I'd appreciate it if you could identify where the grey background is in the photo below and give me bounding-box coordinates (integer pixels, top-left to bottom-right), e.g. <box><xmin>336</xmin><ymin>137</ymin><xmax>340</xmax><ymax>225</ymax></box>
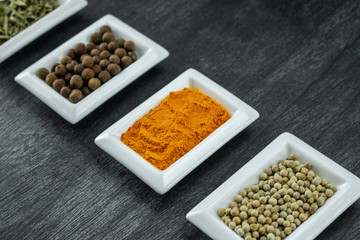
<box><xmin>1</xmin><ymin>0</ymin><xmax>359</xmax><ymax>239</ymax></box>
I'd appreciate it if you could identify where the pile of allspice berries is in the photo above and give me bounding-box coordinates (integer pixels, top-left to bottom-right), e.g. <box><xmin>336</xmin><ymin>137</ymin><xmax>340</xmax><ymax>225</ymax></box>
<box><xmin>218</xmin><ymin>154</ymin><xmax>336</xmax><ymax>240</ymax></box>
<box><xmin>36</xmin><ymin>25</ymin><xmax>137</xmax><ymax>103</ymax></box>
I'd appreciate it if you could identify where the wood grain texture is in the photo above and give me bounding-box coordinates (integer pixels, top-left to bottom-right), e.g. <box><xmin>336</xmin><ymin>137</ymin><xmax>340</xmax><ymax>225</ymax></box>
<box><xmin>0</xmin><ymin>0</ymin><xmax>359</xmax><ymax>239</ymax></box>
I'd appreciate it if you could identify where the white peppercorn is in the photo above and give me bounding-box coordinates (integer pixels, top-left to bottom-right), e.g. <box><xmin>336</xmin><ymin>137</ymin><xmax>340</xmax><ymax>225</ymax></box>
<box><xmin>280</xmin><ymin>169</ymin><xmax>288</xmax><ymax>177</ymax></box>
<box><xmin>286</xmin><ymin>215</ymin><xmax>294</xmax><ymax>223</ymax></box>
<box><xmin>243</xmin><ymin>223</ymin><xmax>250</xmax><ymax>232</ymax></box>
<box><xmin>282</xmin><ymin>220</ymin><xmax>290</xmax><ymax>228</ymax></box>
<box><xmin>240</xmin><ymin>211</ymin><xmax>248</xmax><ymax>220</ymax></box>
<box><xmin>312</xmin><ymin>177</ymin><xmax>322</xmax><ymax>186</ymax></box>
<box><xmin>236</xmin><ymin>227</ymin><xmax>245</xmax><ymax>236</ymax></box>
<box><xmin>294</xmin><ymin>218</ymin><xmax>301</xmax><ymax>226</ymax></box>
<box><xmin>229</xmin><ymin>202</ymin><xmax>237</xmax><ymax>208</ymax></box>
<box><xmin>267</xmin><ymin>233</ymin><xmax>275</xmax><ymax>240</ymax></box>
<box><xmin>225</xmin><ymin>218</ymin><xmax>231</xmax><ymax>225</ymax></box>
<box><xmin>267</xmin><ymin>225</ymin><xmax>275</xmax><ymax>233</ymax></box>
<box><xmin>248</xmin><ymin>192</ymin><xmax>255</xmax><ymax>199</ymax></box>
<box><xmin>325</xmin><ymin>189</ymin><xmax>333</xmax><ymax>197</ymax></box>
<box><xmin>317</xmin><ymin>197</ymin><xmax>325</xmax><ymax>207</ymax></box>
<box><xmin>274</xmin><ymin>183</ymin><xmax>282</xmax><ymax>190</ymax></box>
<box><xmin>258</xmin><ymin>215</ymin><xmax>266</xmax><ymax>224</ymax></box>
<box><xmin>253</xmin><ymin>231</ymin><xmax>260</xmax><ymax>239</ymax></box>
<box><xmin>233</xmin><ymin>216</ymin><xmax>241</xmax><ymax>224</ymax></box>
<box><xmin>240</xmin><ymin>205</ymin><xmax>248</xmax><ymax>212</ymax></box>
<box><xmin>231</xmin><ymin>207</ymin><xmax>239</xmax><ymax>216</ymax></box>
<box><xmin>264</xmin><ymin>168</ymin><xmax>272</xmax><ymax>176</ymax></box>
<box><xmin>244</xmin><ymin>235</ymin><xmax>252</xmax><ymax>240</ymax></box>
<box><xmin>299</xmin><ymin>213</ymin><xmax>308</xmax><ymax>222</ymax></box>
<box><xmin>218</xmin><ymin>208</ymin><xmax>225</xmax><ymax>217</ymax></box>
<box><xmin>228</xmin><ymin>221</ymin><xmax>236</xmax><ymax>229</ymax></box>
<box><xmin>260</xmin><ymin>172</ymin><xmax>268</xmax><ymax>180</ymax></box>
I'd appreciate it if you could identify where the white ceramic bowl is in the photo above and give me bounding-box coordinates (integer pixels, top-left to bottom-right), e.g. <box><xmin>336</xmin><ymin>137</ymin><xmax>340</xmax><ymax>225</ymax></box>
<box><xmin>186</xmin><ymin>132</ymin><xmax>360</xmax><ymax>240</ymax></box>
<box><xmin>15</xmin><ymin>14</ymin><xmax>169</xmax><ymax>124</ymax></box>
<box><xmin>0</xmin><ymin>0</ymin><xmax>88</xmax><ymax>63</ymax></box>
<box><xmin>95</xmin><ymin>69</ymin><xmax>259</xmax><ymax>194</ymax></box>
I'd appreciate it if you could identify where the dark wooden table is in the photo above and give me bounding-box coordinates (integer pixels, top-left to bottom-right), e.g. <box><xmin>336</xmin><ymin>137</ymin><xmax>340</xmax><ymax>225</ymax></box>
<box><xmin>1</xmin><ymin>0</ymin><xmax>359</xmax><ymax>239</ymax></box>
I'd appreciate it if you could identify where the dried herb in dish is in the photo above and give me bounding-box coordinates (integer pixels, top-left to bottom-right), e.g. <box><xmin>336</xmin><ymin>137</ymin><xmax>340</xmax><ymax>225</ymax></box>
<box><xmin>0</xmin><ymin>0</ymin><xmax>59</xmax><ymax>45</ymax></box>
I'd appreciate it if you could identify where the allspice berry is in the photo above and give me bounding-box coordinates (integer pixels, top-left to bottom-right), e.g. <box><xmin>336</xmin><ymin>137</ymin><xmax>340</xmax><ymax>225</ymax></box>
<box><xmin>66</xmin><ymin>60</ymin><xmax>77</xmax><ymax>72</ymax></box>
<box><xmin>102</xmin><ymin>32</ymin><xmax>115</xmax><ymax>43</ymax></box>
<box><xmin>69</xmin><ymin>89</ymin><xmax>83</xmax><ymax>103</ymax></box>
<box><xmin>107</xmin><ymin>41</ymin><xmax>119</xmax><ymax>52</ymax></box>
<box><xmin>82</xmin><ymin>55</ymin><xmax>94</xmax><ymax>68</ymax></box>
<box><xmin>75</xmin><ymin>43</ymin><xmax>87</xmax><ymax>55</ymax></box>
<box><xmin>124</xmin><ymin>40</ymin><xmax>135</xmax><ymax>51</ymax></box>
<box><xmin>92</xmin><ymin>64</ymin><xmax>102</xmax><ymax>75</ymax></box>
<box><xmin>121</xmin><ymin>56</ymin><xmax>132</xmax><ymax>68</ymax></box>
<box><xmin>109</xmin><ymin>55</ymin><xmax>120</xmax><ymax>65</ymax></box>
<box><xmin>93</xmin><ymin>56</ymin><xmax>101</xmax><ymax>64</ymax></box>
<box><xmin>90</xmin><ymin>48</ymin><xmax>100</xmax><ymax>56</ymax></box>
<box><xmin>81</xmin><ymin>86</ymin><xmax>91</xmax><ymax>96</ymax></box>
<box><xmin>60</xmin><ymin>56</ymin><xmax>72</xmax><ymax>65</ymax></box>
<box><xmin>80</xmin><ymin>54</ymin><xmax>91</xmax><ymax>62</ymax></box>
<box><xmin>99</xmin><ymin>59</ymin><xmax>110</xmax><ymax>69</ymax></box>
<box><xmin>116</xmin><ymin>38</ymin><xmax>125</xmax><ymax>48</ymax></box>
<box><xmin>88</xmin><ymin>78</ymin><xmax>101</xmax><ymax>91</ymax></box>
<box><xmin>100</xmin><ymin>50</ymin><xmax>111</xmax><ymax>59</ymax></box>
<box><xmin>67</xmin><ymin>49</ymin><xmax>76</xmax><ymax>59</ymax></box>
<box><xmin>55</xmin><ymin>64</ymin><xmax>67</xmax><ymax>77</ymax></box>
<box><xmin>37</xmin><ymin>68</ymin><xmax>49</xmax><ymax>80</ymax></box>
<box><xmin>74</xmin><ymin>64</ymin><xmax>84</xmax><ymax>74</ymax></box>
<box><xmin>81</xmin><ymin>68</ymin><xmax>95</xmax><ymax>81</ymax></box>
<box><xmin>70</xmin><ymin>75</ymin><xmax>83</xmax><ymax>89</ymax></box>
<box><xmin>64</xmin><ymin>73</ymin><xmax>72</xmax><ymax>82</ymax></box>
<box><xmin>100</xmin><ymin>25</ymin><xmax>112</xmax><ymax>34</ymax></box>
<box><xmin>37</xmin><ymin>27</ymin><xmax>138</xmax><ymax>103</ymax></box>
<box><xmin>98</xmin><ymin>70</ymin><xmax>111</xmax><ymax>83</ymax></box>
<box><xmin>90</xmin><ymin>32</ymin><xmax>102</xmax><ymax>44</ymax></box>
<box><xmin>45</xmin><ymin>72</ymin><xmax>57</xmax><ymax>86</ymax></box>
<box><xmin>60</xmin><ymin>86</ymin><xmax>71</xmax><ymax>98</ymax></box>
<box><xmin>51</xmin><ymin>63</ymin><xmax>59</xmax><ymax>72</ymax></box>
<box><xmin>52</xmin><ymin>79</ymin><xmax>66</xmax><ymax>92</ymax></box>
<box><xmin>99</xmin><ymin>42</ymin><xmax>108</xmax><ymax>51</ymax></box>
<box><xmin>107</xmin><ymin>63</ymin><xmax>121</xmax><ymax>76</ymax></box>
<box><xmin>114</xmin><ymin>48</ymin><xmax>127</xmax><ymax>58</ymax></box>
<box><xmin>86</xmin><ymin>42</ymin><xmax>96</xmax><ymax>52</ymax></box>
<box><xmin>128</xmin><ymin>52</ymin><xmax>137</xmax><ymax>61</ymax></box>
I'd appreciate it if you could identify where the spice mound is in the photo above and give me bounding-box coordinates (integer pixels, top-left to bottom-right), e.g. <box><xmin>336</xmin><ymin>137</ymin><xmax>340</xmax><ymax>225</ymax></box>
<box><xmin>36</xmin><ymin>25</ymin><xmax>137</xmax><ymax>103</ymax></box>
<box><xmin>218</xmin><ymin>154</ymin><xmax>337</xmax><ymax>240</ymax></box>
<box><xmin>121</xmin><ymin>88</ymin><xmax>231</xmax><ymax>170</ymax></box>
<box><xmin>0</xmin><ymin>0</ymin><xmax>59</xmax><ymax>45</ymax></box>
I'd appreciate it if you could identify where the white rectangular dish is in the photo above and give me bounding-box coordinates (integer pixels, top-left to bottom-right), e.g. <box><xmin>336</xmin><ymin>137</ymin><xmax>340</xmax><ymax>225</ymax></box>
<box><xmin>95</xmin><ymin>69</ymin><xmax>259</xmax><ymax>194</ymax></box>
<box><xmin>0</xmin><ymin>0</ymin><xmax>88</xmax><ymax>63</ymax></box>
<box><xmin>15</xmin><ymin>14</ymin><xmax>169</xmax><ymax>124</ymax></box>
<box><xmin>186</xmin><ymin>132</ymin><xmax>360</xmax><ymax>240</ymax></box>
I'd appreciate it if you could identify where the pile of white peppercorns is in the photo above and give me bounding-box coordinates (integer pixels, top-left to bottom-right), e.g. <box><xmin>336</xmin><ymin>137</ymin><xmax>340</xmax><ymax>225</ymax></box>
<box><xmin>218</xmin><ymin>154</ymin><xmax>336</xmax><ymax>240</ymax></box>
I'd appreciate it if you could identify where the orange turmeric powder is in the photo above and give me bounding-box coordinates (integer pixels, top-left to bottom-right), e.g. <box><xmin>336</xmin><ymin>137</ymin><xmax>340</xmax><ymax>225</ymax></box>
<box><xmin>121</xmin><ymin>88</ymin><xmax>231</xmax><ymax>170</ymax></box>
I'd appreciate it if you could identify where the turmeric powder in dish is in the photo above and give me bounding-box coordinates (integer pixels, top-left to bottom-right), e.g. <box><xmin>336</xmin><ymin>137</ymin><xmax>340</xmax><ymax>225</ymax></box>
<box><xmin>121</xmin><ymin>88</ymin><xmax>231</xmax><ymax>170</ymax></box>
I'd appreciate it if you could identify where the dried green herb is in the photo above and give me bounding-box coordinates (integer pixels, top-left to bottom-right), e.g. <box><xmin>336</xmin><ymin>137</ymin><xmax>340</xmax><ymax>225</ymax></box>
<box><xmin>0</xmin><ymin>0</ymin><xmax>59</xmax><ymax>45</ymax></box>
